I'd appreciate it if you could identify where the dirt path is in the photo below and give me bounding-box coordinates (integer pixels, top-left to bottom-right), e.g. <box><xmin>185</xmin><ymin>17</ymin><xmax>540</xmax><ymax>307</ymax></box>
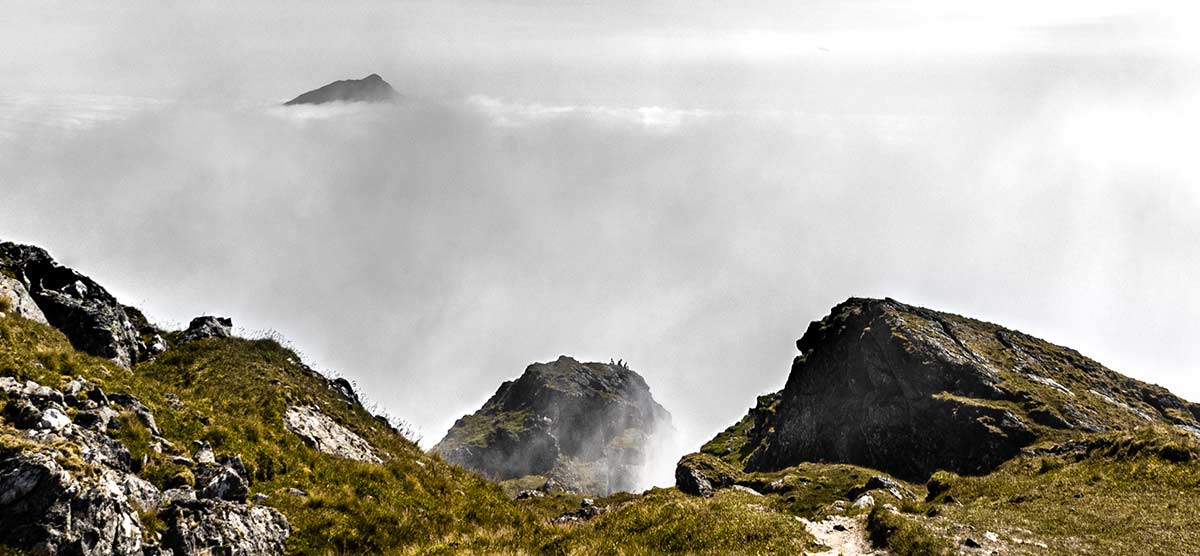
<box><xmin>800</xmin><ymin>514</ymin><xmax>888</xmax><ymax>556</ymax></box>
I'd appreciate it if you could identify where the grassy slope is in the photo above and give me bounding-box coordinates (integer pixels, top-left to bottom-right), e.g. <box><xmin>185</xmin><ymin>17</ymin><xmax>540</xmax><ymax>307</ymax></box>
<box><xmin>0</xmin><ymin>312</ymin><xmax>816</xmax><ymax>555</ymax></box>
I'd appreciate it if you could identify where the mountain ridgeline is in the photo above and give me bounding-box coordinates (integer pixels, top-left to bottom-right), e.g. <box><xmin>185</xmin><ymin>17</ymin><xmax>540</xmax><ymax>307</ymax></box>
<box><xmin>4</xmin><ymin>238</ymin><xmax>1200</xmax><ymax>555</ymax></box>
<box><xmin>435</xmin><ymin>356</ymin><xmax>672</xmax><ymax>495</ymax></box>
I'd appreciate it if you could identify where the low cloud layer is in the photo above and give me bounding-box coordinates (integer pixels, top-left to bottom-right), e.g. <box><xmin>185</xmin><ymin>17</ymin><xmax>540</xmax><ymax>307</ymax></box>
<box><xmin>2</xmin><ymin>47</ymin><xmax>1198</xmax><ymax>487</ymax></box>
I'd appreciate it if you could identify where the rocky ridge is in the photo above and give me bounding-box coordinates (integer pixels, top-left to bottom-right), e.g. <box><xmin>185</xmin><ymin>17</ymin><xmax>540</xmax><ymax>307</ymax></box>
<box><xmin>435</xmin><ymin>355</ymin><xmax>672</xmax><ymax>495</ymax></box>
<box><xmin>688</xmin><ymin>297</ymin><xmax>1200</xmax><ymax>485</ymax></box>
<box><xmin>0</xmin><ymin>243</ymin><xmax>154</xmax><ymax>368</ymax></box>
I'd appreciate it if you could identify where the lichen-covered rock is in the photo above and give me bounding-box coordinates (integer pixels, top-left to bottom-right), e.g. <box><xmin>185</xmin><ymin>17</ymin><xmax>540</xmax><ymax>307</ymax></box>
<box><xmin>0</xmin><ymin>242</ymin><xmax>146</xmax><ymax>367</ymax></box>
<box><xmin>179</xmin><ymin>316</ymin><xmax>233</xmax><ymax>343</ymax></box>
<box><xmin>284</xmin><ymin>405</ymin><xmax>381</xmax><ymax>463</ymax></box>
<box><xmin>161</xmin><ymin>498</ymin><xmax>290</xmax><ymax>556</ymax></box>
<box><xmin>435</xmin><ymin>356</ymin><xmax>672</xmax><ymax>495</ymax></box>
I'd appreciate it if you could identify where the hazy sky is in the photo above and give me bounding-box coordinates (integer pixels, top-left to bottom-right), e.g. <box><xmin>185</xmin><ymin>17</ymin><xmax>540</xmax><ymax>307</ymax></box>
<box><xmin>2</xmin><ymin>1</ymin><xmax>1199</xmax><ymax>487</ymax></box>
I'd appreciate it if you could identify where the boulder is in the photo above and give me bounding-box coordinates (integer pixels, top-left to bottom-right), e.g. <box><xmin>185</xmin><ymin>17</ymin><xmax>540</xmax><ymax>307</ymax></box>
<box><xmin>179</xmin><ymin>316</ymin><xmax>233</xmax><ymax>343</ymax></box>
<box><xmin>283</xmin><ymin>405</ymin><xmax>381</xmax><ymax>463</ymax></box>
<box><xmin>0</xmin><ymin>273</ymin><xmax>48</xmax><ymax>323</ymax></box>
<box><xmin>0</xmin><ymin>242</ymin><xmax>146</xmax><ymax>367</ymax></box>
<box><xmin>161</xmin><ymin>498</ymin><xmax>290</xmax><ymax>556</ymax></box>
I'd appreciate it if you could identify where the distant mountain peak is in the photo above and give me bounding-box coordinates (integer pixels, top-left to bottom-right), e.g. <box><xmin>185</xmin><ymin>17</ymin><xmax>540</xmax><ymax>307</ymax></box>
<box><xmin>283</xmin><ymin>73</ymin><xmax>399</xmax><ymax>106</ymax></box>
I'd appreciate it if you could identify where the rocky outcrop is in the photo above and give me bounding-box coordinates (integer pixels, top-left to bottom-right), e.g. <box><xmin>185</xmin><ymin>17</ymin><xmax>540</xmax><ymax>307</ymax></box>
<box><xmin>284</xmin><ymin>405</ymin><xmax>381</xmax><ymax>463</ymax></box>
<box><xmin>0</xmin><ymin>377</ymin><xmax>289</xmax><ymax>555</ymax></box>
<box><xmin>162</xmin><ymin>498</ymin><xmax>290</xmax><ymax>556</ymax></box>
<box><xmin>689</xmin><ymin>298</ymin><xmax>1200</xmax><ymax>484</ymax></box>
<box><xmin>180</xmin><ymin>315</ymin><xmax>233</xmax><ymax>343</ymax></box>
<box><xmin>0</xmin><ymin>242</ymin><xmax>147</xmax><ymax>367</ymax></box>
<box><xmin>0</xmin><ymin>274</ymin><xmax>48</xmax><ymax>323</ymax></box>
<box><xmin>435</xmin><ymin>356</ymin><xmax>672</xmax><ymax>495</ymax></box>
<box><xmin>283</xmin><ymin>73</ymin><xmax>400</xmax><ymax>105</ymax></box>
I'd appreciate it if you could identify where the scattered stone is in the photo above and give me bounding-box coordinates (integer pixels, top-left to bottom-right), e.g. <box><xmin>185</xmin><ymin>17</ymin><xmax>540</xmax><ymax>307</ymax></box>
<box><xmin>285</xmin><ymin>488</ymin><xmax>308</xmax><ymax>497</ymax></box>
<box><xmin>963</xmin><ymin>537</ymin><xmax>982</xmax><ymax>548</ymax></box>
<box><xmin>252</xmin><ymin>493</ymin><xmax>270</xmax><ymax>504</ymax></box>
<box><xmin>516</xmin><ymin>489</ymin><xmax>545</xmax><ymax>500</ymax></box>
<box><xmin>851</xmin><ymin>494</ymin><xmax>875</xmax><ymax>509</ymax></box>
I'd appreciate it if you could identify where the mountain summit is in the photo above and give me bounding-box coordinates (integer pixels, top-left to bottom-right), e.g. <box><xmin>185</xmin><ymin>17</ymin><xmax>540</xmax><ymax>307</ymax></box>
<box><xmin>690</xmin><ymin>297</ymin><xmax>1200</xmax><ymax>484</ymax></box>
<box><xmin>283</xmin><ymin>73</ymin><xmax>399</xmax><ymax>105</ymax></box>
<box><xmin>435</xmin><ymin>356</ymin><xmax>672</xmax><ymax>495</ymax></box>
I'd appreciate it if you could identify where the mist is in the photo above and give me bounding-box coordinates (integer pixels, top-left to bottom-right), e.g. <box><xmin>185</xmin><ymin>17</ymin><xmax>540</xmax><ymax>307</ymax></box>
<box><xmin>2</xmin><ymin>1</ymin><xmax>1199</xmax><ymax>489</ymax></box>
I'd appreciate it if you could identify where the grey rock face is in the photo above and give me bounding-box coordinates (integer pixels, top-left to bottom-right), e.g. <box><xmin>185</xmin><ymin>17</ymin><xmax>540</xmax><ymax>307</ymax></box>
<box><xmin>0</xmin><ymin>273</ymin><xmax>48</xmax><ymax>323</ymax></box>
<box><xmin>161</xmin><ymin>499</ymin><xmax>290</xmax><ymax>556</ymax></box>
<box><xmin>0</xmin><ymin>448</ymin><xmax>146</xmax><ymax>555</ymax></box>
<box><xmin>179</xmin><ymin>316</ymin><xmax>233</xmax><ymax>343</ymax></box>
<box><xmin>283</xmin><ymin>405</ymin><xmax>380</xmax><ymax>463</ymax></box>
<box><xmin>744</xmin><ymin>298</ymin><xmax>1037</xmax><ymax>481</ymax></box>
<box><xmin>0</xmin><ymin>242</ymin><xmax>146</xmax><ymax>367</ymax></box>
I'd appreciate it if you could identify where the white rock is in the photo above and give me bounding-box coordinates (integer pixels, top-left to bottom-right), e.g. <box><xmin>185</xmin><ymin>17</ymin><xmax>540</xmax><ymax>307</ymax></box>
<box><xmin>0</xmin><ymin>274</ymin><xmax>48</xmax><ymax>324</ymax></box>
<box><xmin>284</xmin><ymin>405</ymin><xmax>381</xmax><ymax>463</ymax></box>
<box><xmin>37</xmin><ymin>408</ymin><xmax>71</xmax><ymax>431</ymax></box>
<box><xmin>852</xmin><ymin>494</ymin><xmax>876</xmax><ymax>509</ymax></box>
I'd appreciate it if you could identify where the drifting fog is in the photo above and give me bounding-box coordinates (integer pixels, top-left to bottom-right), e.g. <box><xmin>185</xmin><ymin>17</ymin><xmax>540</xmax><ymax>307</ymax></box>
<box><xmin>2</xmin><ymin>1</ymin><xmax>1199</xmax><ymax>490</ymax></box>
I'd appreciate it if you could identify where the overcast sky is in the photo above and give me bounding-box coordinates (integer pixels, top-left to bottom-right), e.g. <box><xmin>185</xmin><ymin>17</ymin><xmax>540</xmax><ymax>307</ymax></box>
<box><xmin>2</xmin><ymin>1</ymin><xmax>1199</xmax><ymax>488</ymax></box>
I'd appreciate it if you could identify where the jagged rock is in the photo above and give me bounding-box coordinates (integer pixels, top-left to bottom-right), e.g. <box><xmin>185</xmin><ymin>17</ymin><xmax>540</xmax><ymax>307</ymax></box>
<box><xmin>198</xmin><ymin>465</ymin><xmax>249</xmax><ymax>502</ymax></box>
<box><xmin>284</xmin><ymin>73</ymin><xmax>400</xmax><ymax>105</ymax></box>
<box><xmin>0</xmin><ymin>273</ymin><xmax>48</xmax><ymax>323</ymax></box>
<box><xmin>435</xmin><ymin>356</ymin><xmax>672</xmax><ymax>495</ymax></box>
<box><xmin>73</xmin><ymin>406</ymin><xmax>120</xmax><ymax>432</ymax></box>
<box><xmin>179</xmin><ymin>316</ymin><xmax>232</xmax><ymax>343</ymax></box>
<box><xmin>161</xmin><ymin>498</ymin><xmax>290</xmax><ymax>556</ymax></box>
<box><xmin>516</xmin><ymin>489</ymin><xmax>545</xmax><ymax>499</ymax></box>
<box><xmin>0</xmin><ymin>452</ymin><xmax>145</xmax><ymax>555</ymax></box>
<box><xmin>283</xmin><ymin>405</ymin><xmax>381</xmax><ymax>463</ymax></box>
<box><xmin>331</xmin><ymin>377</ymin><xmax>360</xmax><ymax>405</ymax></box>
<box><xmin>0</xmin><ymin>242</ymin><xmax>147</xmax><ymax>367</ymax></box>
